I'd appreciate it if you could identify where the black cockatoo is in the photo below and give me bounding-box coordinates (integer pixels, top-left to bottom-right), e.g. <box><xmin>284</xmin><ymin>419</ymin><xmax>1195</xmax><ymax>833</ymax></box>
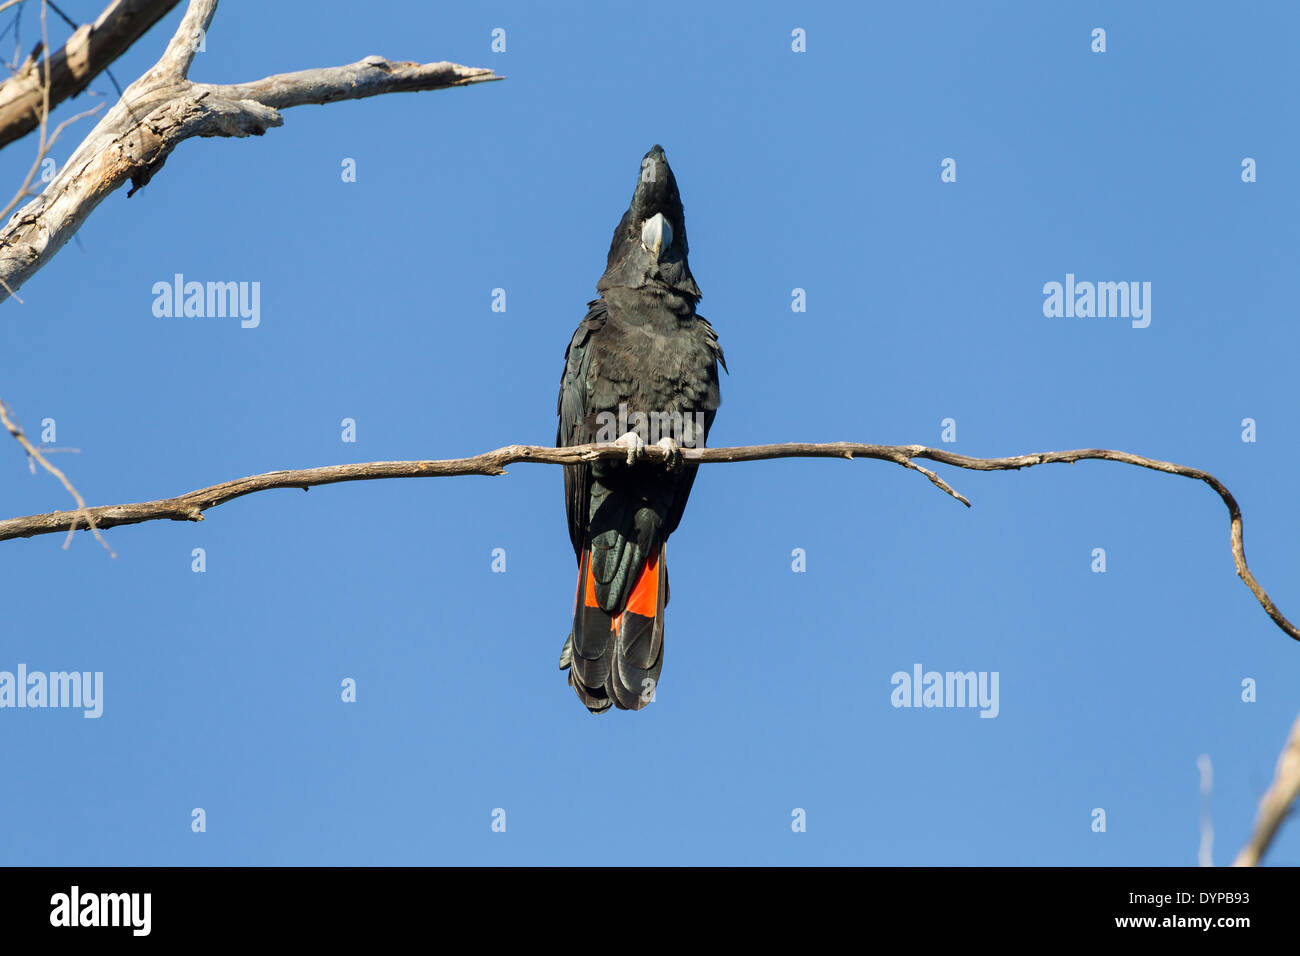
<box><xmin>556</xmin><ymin>145</ymin><xmax>725</xmax><ymax>713</ymax></box>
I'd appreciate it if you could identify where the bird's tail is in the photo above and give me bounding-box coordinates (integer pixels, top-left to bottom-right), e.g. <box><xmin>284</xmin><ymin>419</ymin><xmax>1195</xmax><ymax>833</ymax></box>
<box><xmin>559</xmin><ymin>542</ymin><xmax>667</xmax><ymax>713</ymax></box>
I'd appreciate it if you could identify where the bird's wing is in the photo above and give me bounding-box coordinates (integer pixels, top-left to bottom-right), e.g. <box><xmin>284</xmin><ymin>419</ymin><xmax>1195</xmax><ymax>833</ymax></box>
<box><xmin>557</xmin><ymin>298</ymin><xmax>609</xmax><ymax>558</ymax></box>
<box><xmin>660</xmin><ymin>311</ymin><xmax>725</xmax><ymax>537</ymax></box>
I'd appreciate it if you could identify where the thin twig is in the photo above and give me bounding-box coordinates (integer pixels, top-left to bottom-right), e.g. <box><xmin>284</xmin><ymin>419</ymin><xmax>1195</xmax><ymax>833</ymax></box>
<box><xmin>0</xmin><ymin>0</ymin><xmax>180</xmax><ymax>150</ymax></box>
<box><xmin>0</xmin><ymin>0</ymin><xmax>105</xmax><ymax>303</ymax></box>
<box><xmin>0</xmin><ymin>399</ymin><xmax>113</xmax><ymax>556</ymax></box>
<box><xmin>1197</xmin><ymin>754</ymin><xmax>1214</xmax><ymax>866</ymax></box>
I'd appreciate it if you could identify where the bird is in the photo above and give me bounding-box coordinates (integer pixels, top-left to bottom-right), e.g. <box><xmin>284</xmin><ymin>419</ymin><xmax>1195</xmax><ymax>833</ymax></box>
<box><xmin>556</xmin><ymin>145</ymin><xmax>725</xmax><ymax>713</ymax></box>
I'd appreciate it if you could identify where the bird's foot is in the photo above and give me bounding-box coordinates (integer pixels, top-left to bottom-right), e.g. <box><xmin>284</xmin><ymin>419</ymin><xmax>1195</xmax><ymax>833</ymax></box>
<box><xmin>657</xmin><ymin>436</ymin><xmax>683</xmax><ymax>471</ymax></box>
<box><xmin>616</xmin><ymin>430</ymin><xmax>647</xmax><ymax>466</ymax></box>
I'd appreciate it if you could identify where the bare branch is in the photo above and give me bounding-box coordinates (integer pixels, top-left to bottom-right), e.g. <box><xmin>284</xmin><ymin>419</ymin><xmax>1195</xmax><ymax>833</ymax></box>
<box><xmin>0</xmin><ymin>398</ymin><xmax>113</xmax><ymax>556</ymax></box>
<box><xmin>0</xmin><ymin>97</ymin><xmax>103</xmax><ymax>227</ymax></box>
<box><xmin>0</xmin><ymin>439</ymin><xmax>1294</xmax><ymax>645</ymax></box>
<box><xmin>0</xmin><ymin>0</ymin><xmax>499</xmax><ymax>303</ymax></box>
<box><xmin>1234</xmin><ymin>711</ymin><xmax>1300</xmax><ymax>866</ymax></box>
<box><xmin>200</xmin><ymin>57</ymin><xmax>506</xmax><ymax>111</ymax></box>
<box><xmin>1197</xmin><ymin>754</ymin><xmax>1214</xmax><ymax>866</ymax></box>
<box><xmin>148</xmin><ymin>0</ymin><xmax>209</xmax><ymax>80</ymax></box>
<box><xmin>0</xmin><ymin>0</ymin><xmax>180</xmax><ymax>150</ymax></box>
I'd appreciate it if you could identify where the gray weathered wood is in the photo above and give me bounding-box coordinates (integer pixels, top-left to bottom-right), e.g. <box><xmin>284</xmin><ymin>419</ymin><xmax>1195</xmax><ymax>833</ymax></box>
<box><xmin>0</xmin><ymin>0</ymin><xmax>499</xmax><ymax>303</ymax></box>
<box><xmin>0</xmin><ymin>0</ymin><xmax>182</xmax><ymax>150</ymax></box>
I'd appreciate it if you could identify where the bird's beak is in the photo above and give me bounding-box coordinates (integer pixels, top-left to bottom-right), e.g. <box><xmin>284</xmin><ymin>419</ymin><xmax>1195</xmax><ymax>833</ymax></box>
<box><xmin>641</xmin><ymin>212</ymin><xmax>672</xmax><ymax>260</ymax></box>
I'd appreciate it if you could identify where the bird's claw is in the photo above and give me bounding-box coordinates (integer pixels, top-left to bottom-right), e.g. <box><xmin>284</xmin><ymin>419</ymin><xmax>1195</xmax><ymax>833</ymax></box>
<box><xmin>657</xmin><ymin>436</ymin><xmax>683</xmax><ymax>471</ymax></box>
<box><xmin>616</xmin><ymin>431</ymin><xmax>647</xmax><ymax>466</ymax></box>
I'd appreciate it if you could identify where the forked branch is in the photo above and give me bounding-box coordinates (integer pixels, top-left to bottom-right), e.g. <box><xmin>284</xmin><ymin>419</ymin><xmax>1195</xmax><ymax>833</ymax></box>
<box><xmin>0</xmin><ymin>0</ymin><xmax>182</xmax><ymax>150</ymax></box>
<box><xmin>0</xmin><ymin>0</ymin><xmax>500</xmax><ymax>303</ymax></box>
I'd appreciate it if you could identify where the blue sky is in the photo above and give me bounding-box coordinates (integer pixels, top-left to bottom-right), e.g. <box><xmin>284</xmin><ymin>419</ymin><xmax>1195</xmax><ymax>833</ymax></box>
<box><xmin>1</xmin><ymin>0</ymin><xmax>1298</xmax><ymax>865</ymax></box>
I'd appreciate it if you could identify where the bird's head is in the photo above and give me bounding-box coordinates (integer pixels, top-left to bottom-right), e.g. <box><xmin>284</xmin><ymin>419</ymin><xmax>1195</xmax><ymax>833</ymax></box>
<box><xmin>597</xmin><ymin>145</ymin><xmax>701</xmax><ymax>300</ymax></box>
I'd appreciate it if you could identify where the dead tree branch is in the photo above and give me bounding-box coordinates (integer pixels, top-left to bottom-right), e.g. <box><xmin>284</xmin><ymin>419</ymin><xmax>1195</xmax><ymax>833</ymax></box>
<box><xmin>0</xmin><ymin>398</ymin><xmax>113</xmax><ymax>555</ymax></box>
<box><xmin>0</xmin><ymin>0</ymin><xmax>499</xmax><ymax>303</ymax></box>
<box><xmin>0</xmin><ymin>0</ymin><xmax>181</xmax><ymax>150</ymax></box>
<box><xmin>0</xmin><ymin>2</ymin><xmax>107</xmax><ymax>263</ymax></box>
<box><xmin>0</xmin><ymin>439</ymin><xmax>1296</xmax><ymax>645</ymax></box>
<box><xmin>1234</xmin><ymin>710</ymin><xmax>1300</xmax><ymax>866</ymax></box>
